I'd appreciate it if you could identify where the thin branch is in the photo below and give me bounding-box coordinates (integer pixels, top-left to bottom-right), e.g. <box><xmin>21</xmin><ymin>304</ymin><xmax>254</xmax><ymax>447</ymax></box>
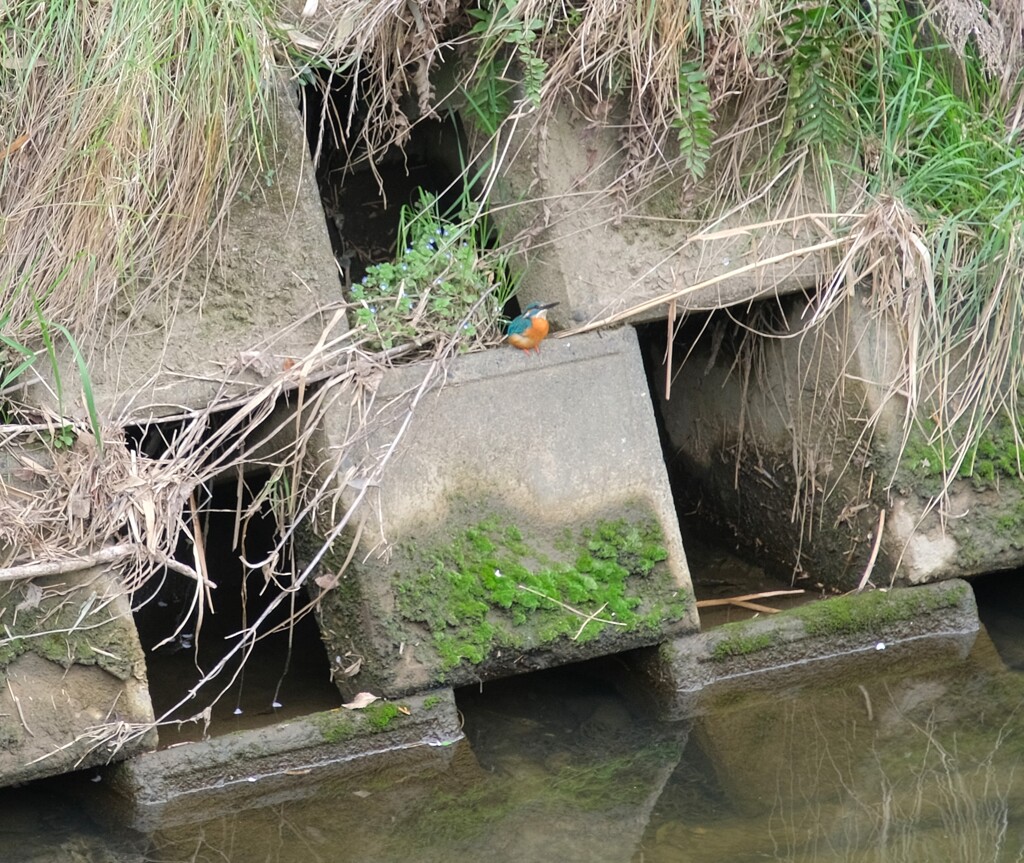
<box><xmin>516</xmin><ymin>584</ymin><xmax>627</xmax><ymax>627</ymax></box>
<box><xmin>0</xmin><ymin>543</ymin><xmax>209</xmax><ymax>585</ymax></box>
<box><xmin>859</xmin><ymin>509</ymin><xmax>886</xmax><ymax>592</ymax></box>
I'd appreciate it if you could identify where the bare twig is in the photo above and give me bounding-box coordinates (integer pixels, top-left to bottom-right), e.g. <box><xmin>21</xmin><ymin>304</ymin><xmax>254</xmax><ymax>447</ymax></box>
<box><xmin>573</xmin><ymin>602</ymin><xmax>609</xmax><ymax>640</ymax></box>
<box><xmin>0</xmin><ymin>543</ymin><xmax>208</xmax><ymax>585</ymax></box>
<box><xmin>516</xmin><ymin>584</ymin><xmax>627</xmax><ymax>627</ymax></box>
<box><xmin>858</xmin><ymin>509</ymin><xmax>886</xmax><ymax>592</ymax></box>
<box><xmin>696</xmin><ymin>589</ymin><xmax>805</xmax><ymax>610</ymax></box>
<box><xmin>6</xmin><ymin>678</ymin><xmax>33</xmax><ymax>737</ymax></box>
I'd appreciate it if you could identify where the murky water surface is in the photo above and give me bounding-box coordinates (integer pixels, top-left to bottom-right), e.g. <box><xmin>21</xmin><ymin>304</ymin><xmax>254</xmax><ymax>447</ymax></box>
<box><xmin>6</xmin><ymin>579</ymin><xmax>1024</xmax><ymax>863</ymax></box>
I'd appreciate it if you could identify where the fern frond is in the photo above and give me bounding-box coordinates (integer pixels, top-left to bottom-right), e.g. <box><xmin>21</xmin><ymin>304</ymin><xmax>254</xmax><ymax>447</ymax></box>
<box><xmin>674</xmin><ymin>61</ymin><xmax>714</xmax><ymax>180</ymax></box>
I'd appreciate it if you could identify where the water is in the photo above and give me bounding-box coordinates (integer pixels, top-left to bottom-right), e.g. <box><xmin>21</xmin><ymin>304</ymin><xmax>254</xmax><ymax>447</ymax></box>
<box><xmin>5</xmin><ymin>587</ymin><xmax>1024</xmax><ymax>863</ymax></box>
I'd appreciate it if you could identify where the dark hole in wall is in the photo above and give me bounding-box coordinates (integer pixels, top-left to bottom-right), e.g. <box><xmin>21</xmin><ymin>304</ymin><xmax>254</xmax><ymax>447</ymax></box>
<box><xmin>633</xmin><ymin>306</ymin><xmax>817</xmax><ymax>628</ymax></box>
<box><xmin>970</xmin><ymin>571</ymin><xmax>1024</xmax><ymax>669</ymax></box>
<box><xmin>454</xmin><ymin>652</ymin><xmax>666</xmax><ymax>764</ymax></box>
<box><xmin>301</xmin><ymin>70</ymin><xmax>469</xmax><ymax>289</ymax></box>
<box><xmin>132</xmin><ymin>475</ymin><xmax>341</xmax><ymax>746</ymax></box>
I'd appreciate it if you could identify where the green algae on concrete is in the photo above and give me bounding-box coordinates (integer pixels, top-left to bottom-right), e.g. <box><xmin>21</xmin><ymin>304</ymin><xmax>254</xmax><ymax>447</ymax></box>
<box><xmin>794</xmin><ymin>580</ymin><xmax>968</xmax><ymax>637</ymax></box>
<box><xmin>396</xmin><ymin>515</ymin><xmax>689</xmax><ymax>673</ymax></box>
<box><xmin>102</xmin><ymin>689</ymin><xmax>462</xmax><ymax>826</ymax></box>
<box><xmin>0</xmin><ymin>575</ymin><xmax>141</xmax><ymax>680</ymax></box>
<box><xmin>710</xmin><ymin>629</ymin><xmax>780</xmax><ymax>661</ymax></box>
<box><xmin>0</xmin><ymin>567</ymin><xmax>155</xmax><ymax>789</ymax></box>
<box><xmin>311</xmin><ymin>701</ymin><xmax>409</xmax><ymax>743</ymax></box>
<box><xmin>309</xmin><ymin>328</ymin><xmax>697</xmax><ymax>697</ymax></box>
<box><xmin>900</xmin><ymin>415</ymin><xmax>1024</xmax><ymax>490</ymax></box>
<box><xmin>629</xmin><ymin>580</ymin><xmax>980</xmax><ymax>722</ymax></box>
<box><xmin>707</xmin><ymin>581</ymin><xmax>970</xmax><ymax>664</ymax></box>
<box><xmin>311</xmin><ymin>505</ymin><xmax>693</xmax><ymax>697</ymax></box>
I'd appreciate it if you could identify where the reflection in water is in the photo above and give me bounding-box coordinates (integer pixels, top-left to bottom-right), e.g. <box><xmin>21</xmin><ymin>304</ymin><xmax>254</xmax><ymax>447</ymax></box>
<box><xmin>641</xmin><ymin>630</ymin><xmax>1024</xmax><ymax>863</ymax></box>
<box><xmin>6</xmin><ymin>622</ymin><xmax>1024</xmax><ymax>862</ymax></box>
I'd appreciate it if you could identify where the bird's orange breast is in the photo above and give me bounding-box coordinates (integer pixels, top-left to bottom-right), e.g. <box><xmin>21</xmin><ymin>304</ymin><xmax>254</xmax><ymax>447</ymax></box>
<box><xmin>508</xmin><ymin>317</ymin><xmax>550</xmax><ymax>351</ymax></box>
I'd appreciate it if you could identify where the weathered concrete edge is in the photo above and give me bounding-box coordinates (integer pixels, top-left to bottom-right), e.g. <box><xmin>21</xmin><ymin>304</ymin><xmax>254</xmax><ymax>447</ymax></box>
<box><xmin>375</xmin><ymin>323</ymin><xmax>639</xmax><ymax>397</ymax></box>
<box><xmin>106</xmin><ymin>689</ymin><xmax>461</xmax><ymax>807</ymax></box>
<box><xmin>630</xmin><ymin>580</ymin><xmax>979</xmax><ymax>720</ymax></box>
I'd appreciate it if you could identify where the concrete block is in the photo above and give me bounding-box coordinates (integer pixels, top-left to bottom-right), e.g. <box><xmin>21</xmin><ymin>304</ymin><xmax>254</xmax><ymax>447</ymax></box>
<box><xmin>98</xmin><ymin>689</ymin><xmax>462</xmax><ymax>831</ymax></box>
<box><xmin>627</xmin><ymin>579</ymin><xmax>979</xmax><ymax>721</ymax></box>
<box><xmin>658</xmin><ymin>293</ymin><xmax>1024</xmax><ymax>586</ymax></box>
<box><xmin>47</xmin><ymin>77</ymin><xmax>342</xmax><ymax>422</ymax></box>
<box><xmin>484</xmin><ymin>103</ymin><xmax>847</xmax><ymax>327</ymax></box>
<box><xmin>309</xmin><ymin>326</ymin><xmax>698</xmax><ymax>697</ymax></box>
<box><xmin>0</xmin><ymin>567</ymin><xmax>156</xmax><ymax>788</ymax></box>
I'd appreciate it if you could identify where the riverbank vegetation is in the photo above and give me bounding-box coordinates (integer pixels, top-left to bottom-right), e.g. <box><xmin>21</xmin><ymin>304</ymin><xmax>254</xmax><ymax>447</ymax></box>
<box><xmin>1</xmin><ymin>0</ymin><xmax>1022</xmax><ymax>745</ymax></box>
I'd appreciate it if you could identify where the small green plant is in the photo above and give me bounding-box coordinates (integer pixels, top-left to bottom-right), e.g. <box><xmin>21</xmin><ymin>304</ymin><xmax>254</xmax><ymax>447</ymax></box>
<box><xmin>1</xmin><ymin>270</ymin><xmax>103</xmax><ymax>453</ymax></box>
<box><xmin>349</xmin><ymin>190</ymin><xmax>515</xmax><ymax>351</ymax></box>
<box><xmin>0</xmin><ymin>313</ymin><xmax>37</xmax><ymax>396</ymax></box>
<box><xmin>51</xmin><ymin>425</ymin><xmax>76</xmax><ymax>450</ymax></box>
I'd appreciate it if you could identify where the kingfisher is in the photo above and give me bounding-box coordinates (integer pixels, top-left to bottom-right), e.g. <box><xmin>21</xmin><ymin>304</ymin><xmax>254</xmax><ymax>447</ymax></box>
<box><xmin>506</xmin><ymin>301</ymin><xmax>559</xmax><ymax>353</ymax></box>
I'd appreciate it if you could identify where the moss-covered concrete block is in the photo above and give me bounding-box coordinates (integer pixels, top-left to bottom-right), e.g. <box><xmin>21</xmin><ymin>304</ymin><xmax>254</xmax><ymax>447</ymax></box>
<box><xmin>658</xmin><ymin>293</ymin><xmax>1024</xmax><ymax>586</ymax></box>
<box><xmin>628</xmin><ymin>579</ymin><xmax>979</xmax><ymax>720</ymax></box>
<box><xmin>307</xmin><ymin>327</ymin><xmax>698</xmax><ymax>697</ymax></box>
<box><xmin>0</xmin><ymin>567</ymin><xmax>155</xmax><ymax>788</ymax></box>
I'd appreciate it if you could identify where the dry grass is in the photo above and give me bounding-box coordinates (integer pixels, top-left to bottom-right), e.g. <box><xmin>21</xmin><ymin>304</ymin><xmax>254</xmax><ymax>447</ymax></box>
<box><xmin>0</xmin><ymin>0</ymin><xmax>275</xmax><ymax>340</ymax></box>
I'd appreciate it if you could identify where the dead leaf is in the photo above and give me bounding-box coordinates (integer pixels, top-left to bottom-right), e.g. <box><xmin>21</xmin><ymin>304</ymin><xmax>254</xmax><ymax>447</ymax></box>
<box><xmin>315</xmin><ymin>571</ymin><xmax>339</xmax><ymax>590</ymax></box>
<box><xmin>68</xmin><ymin>493</ymin><xmax>91</xmax><ymax>520</ymax></box>
<box><xmin>15</xmin><ymin>583</ymin><xmax>42</xmax><ymax>613</ymax></box>
<box><xmin>16</xmin><ymin>454</ymin><xmax>48</xmax><ymax>476</ymax></box>
<box><xmin>338</xmin><ymin>656</ymin><xmax>362</xmax><ymax>678</ymax></box>
<box><xmin>396</xmin><ymin>705</ymin><xmax>411</xmax><ymax>716</ymax></box>
<box><xmin>342</xmin><ymin>692</ymin><xmax>378</xmax><ymax>710</ymax></box>
<box><xmin>1</xmin><ymin>133</ymin><xmax>29</xmax><ymax>160</ymax></box>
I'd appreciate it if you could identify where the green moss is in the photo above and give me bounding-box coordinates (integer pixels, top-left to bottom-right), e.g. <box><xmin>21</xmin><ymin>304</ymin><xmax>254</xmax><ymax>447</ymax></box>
<box><xmin>0</xmin><ymin>580</ymin><xmax>136</xmax><ymax>678</ymax></box>
<box><xmin>363</xmin><ymin>702</ymin><xmax>402</xmax><ymax>731</ymax></box>
<box><xmin>793</xmin><ymin>583</ymin><xmax>967</xmax><ymax>637</ymax></box>
<box><xmin>995</xmin><ymin>500</ymin><xmax>1024</xmax><ymax>544</ymax></box>
<box><xmin>707</xmin><ymin>585</ymin><xmax>967</xmax><ymax>661</ymax></box>
<box><xmin>395</xmin><ymin>514</ymin><xmax>689</xmax><ymax>673</ymax></box>
<box><xmin>900</xmin><ymin>415</ymin><xmax>1024</xmax><ymax>490</ymax></box>
<box><xmin>0</xmin><ymin>639</ymin><xmax>23</xmax><ymax>666</ymax></box>
<box><xmin>312</xmin><ymin>701</ymin><xmax>407</xmax><ymax>741</ymax></box>
<box><xmin>422</xmin><ymin>694</ymin><xmax>442</xmax><ymax>710</ymax></box>
<box><xmin>311</xmin><ymin>709</ymin><xmax>359</xmax><ymax>743</ymax></box>
<box><xmin>710</xmin><ymin>628</ymin><xmax>779</xmax><ymax>660</ymax></box>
